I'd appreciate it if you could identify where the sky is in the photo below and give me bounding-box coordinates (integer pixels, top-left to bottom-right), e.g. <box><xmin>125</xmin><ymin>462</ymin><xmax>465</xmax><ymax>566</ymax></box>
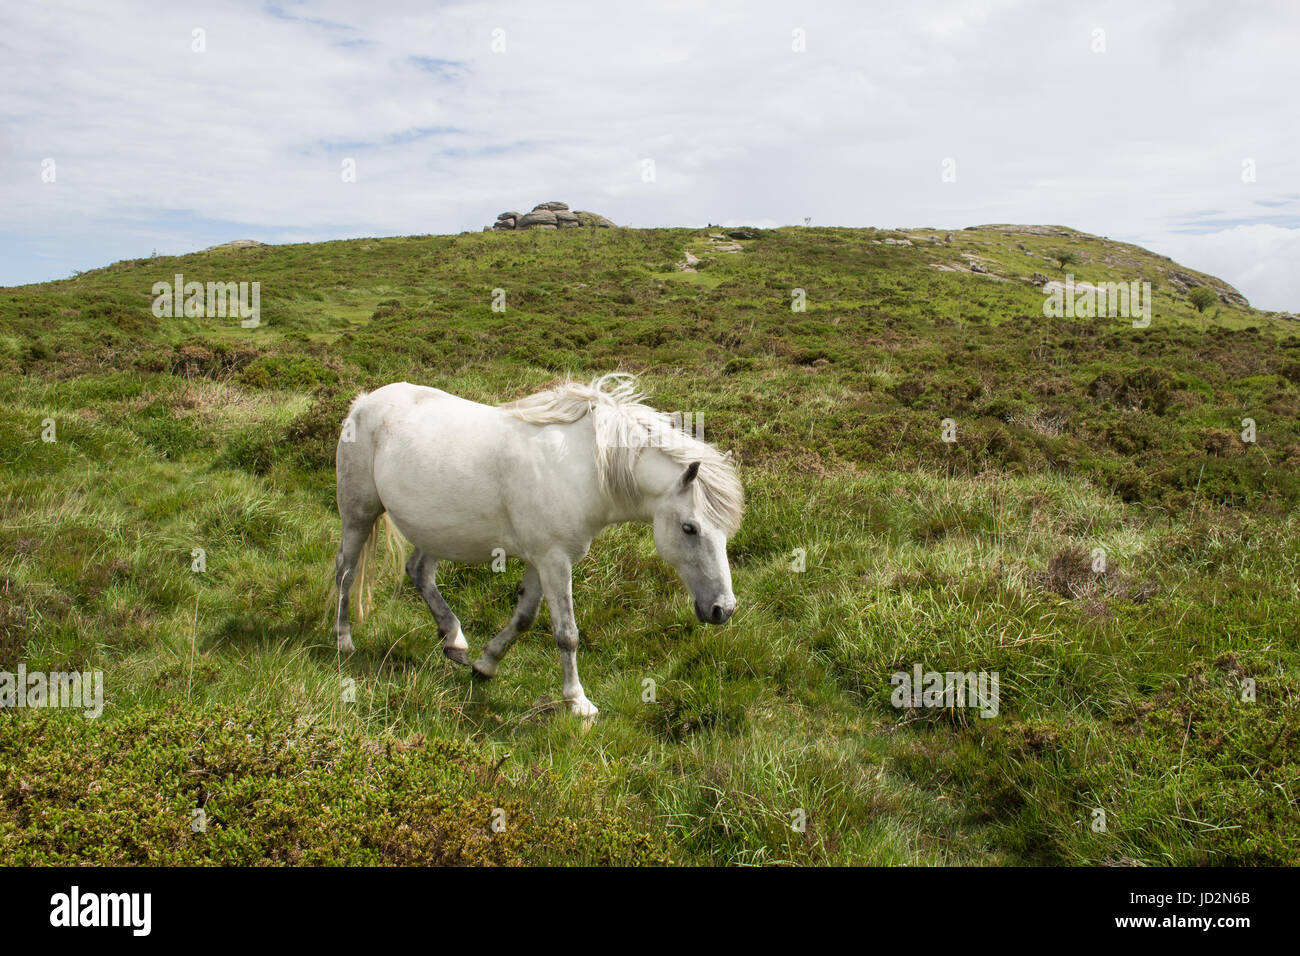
<box><xmin>2</xmin><ymin>0</ymin><xmax>1298</xmax><ymax>310</ymax></box>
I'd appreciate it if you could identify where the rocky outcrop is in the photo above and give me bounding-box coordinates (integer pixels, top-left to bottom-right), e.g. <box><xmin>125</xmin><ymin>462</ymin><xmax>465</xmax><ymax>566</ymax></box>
<box><xmin>1164</xmin><ymin>269</ymin><xmax>1249</xmax><ymax>307</ymax></box>
<box><xmin>516</xmin><ymin>209</ymin><xmax>558</xmax><ymax>228</ymax></box>
<box><xmin>975</xmin><ymin>224</ymin><xmax>1079</xmax><ymax>237</ymax></box>
<box><xmin>489</xmin><ymin>202</ymin><xmax>617</xmax><ymax>231</ymax></box>
<box><xmin>574</xmin><ymin>210</ymin><xmax>617</xmax><ymax>228</ymax></box>
<box><xmin>202</xmin><ymin>239</ymin><xmax>268</xmax><ymax>251</ymax></box>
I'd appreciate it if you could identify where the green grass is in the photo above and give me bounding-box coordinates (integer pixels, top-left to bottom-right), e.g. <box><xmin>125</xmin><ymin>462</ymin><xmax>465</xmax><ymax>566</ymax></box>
<box><xmin>1</xmin><ymin>225</ymin><xmax>1298</xmax><ymax>865</ymax></box>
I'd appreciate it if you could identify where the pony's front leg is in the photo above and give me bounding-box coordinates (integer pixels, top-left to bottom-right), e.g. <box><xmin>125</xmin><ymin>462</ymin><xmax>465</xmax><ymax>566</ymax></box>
<box><xmin>537</xmin><ymin>556</ymin><xmax>597</xmax><ymax>718</ymax></box>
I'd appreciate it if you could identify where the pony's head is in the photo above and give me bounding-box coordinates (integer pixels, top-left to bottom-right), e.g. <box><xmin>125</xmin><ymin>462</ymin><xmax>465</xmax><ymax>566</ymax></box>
<box><xmin>650</xmin><ymin>459</ymin><xmax>738</xmax><ymax>624</ymax></box>
<box><xmin>500</xmin><ymin>372</ymin><xmax>746</xmax><ymax>624</ymax></box>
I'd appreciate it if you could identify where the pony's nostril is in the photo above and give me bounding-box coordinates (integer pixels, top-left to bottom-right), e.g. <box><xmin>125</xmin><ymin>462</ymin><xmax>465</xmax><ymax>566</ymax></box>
<box><xmin>710</xmin><ymin>604</ymin><xmax>725</xmax><ymax>624</ymax></box>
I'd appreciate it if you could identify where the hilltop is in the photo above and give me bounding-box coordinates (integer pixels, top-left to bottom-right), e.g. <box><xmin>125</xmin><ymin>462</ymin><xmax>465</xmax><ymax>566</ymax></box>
<box><xmin>5</xmin><ymin>222</ymin><xmax>1297</xmax><ymax>507</ymax></box>
<box><xmin>5</xmin><ymin>223</ymin><xmax>1292</xmax><ymax>355</ymax></box>
<box><xmin>2</xmin><ymin>224</ymin><xmax>1298</xmax><ymax>865</ymax></box>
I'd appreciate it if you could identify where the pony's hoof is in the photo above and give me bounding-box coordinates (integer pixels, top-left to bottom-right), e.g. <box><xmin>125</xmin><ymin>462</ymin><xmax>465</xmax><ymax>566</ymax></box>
<box><xmin>443</xmin><ymin>646</ymin><xmax>471</xmax><ymax>667</ymax></box>
<box><xmin>569</xmin><ymin>697</ymin><xmax>599</xmax><ymax>719</ymax></box>
<box><xmin>471</xmin><ymin>660</ymin><xmax>496</xmax><ymax>680</ymax></box>
<box><xmin>337</xmin><ymin>636</ymin><xmax>355</xmax><ymax>654</ymax></box>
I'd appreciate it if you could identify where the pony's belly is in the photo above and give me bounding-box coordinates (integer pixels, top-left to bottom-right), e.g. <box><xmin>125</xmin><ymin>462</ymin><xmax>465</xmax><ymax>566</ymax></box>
<box><xmin>385</xmin><ymin>508</ymin><xmax>516</xmax><ymax>564</ymax></box>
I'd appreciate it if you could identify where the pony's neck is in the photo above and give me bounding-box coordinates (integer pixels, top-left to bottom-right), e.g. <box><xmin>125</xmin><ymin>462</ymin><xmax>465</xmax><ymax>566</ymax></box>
<box><xmin>605</xmin><ymin>446</ymin><xmax>679</xmax><ymax>525</ymax></box>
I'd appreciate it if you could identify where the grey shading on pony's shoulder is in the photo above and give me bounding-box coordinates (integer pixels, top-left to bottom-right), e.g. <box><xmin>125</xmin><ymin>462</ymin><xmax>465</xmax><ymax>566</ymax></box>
<box><xmin>331</xmin><ymin>373</ymin><xmax>745</xmax><ymax>717</ymax></box>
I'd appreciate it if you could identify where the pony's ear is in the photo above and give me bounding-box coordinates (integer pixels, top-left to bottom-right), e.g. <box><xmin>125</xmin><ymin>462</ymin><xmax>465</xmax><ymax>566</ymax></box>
<box><xmin>679</xmin><ymin>461</ymin><xmax>701</xmax><ymax>488</ymax></box>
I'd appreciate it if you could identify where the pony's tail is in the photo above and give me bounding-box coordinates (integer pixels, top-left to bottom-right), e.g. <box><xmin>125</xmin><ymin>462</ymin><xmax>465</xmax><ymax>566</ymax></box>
<box><xmin>337</xmin><ymin>513</ymin><xmax>406</xmax><ymax>627</ymax></box>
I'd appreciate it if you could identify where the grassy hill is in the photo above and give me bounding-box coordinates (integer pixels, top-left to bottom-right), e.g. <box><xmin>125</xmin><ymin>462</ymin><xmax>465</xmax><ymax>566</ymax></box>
<box><xmin>2</xmin><ymin>225</ymin><xmax>1298</xmax><ymax>865</ymax></box>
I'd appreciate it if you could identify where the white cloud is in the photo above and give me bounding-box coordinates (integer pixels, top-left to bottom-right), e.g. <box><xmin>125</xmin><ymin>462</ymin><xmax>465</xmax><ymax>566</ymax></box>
<box><xmin>1144</xmin><ymin>225</ymin><xmax>1300</xmax><ymax>313</ymax></box>
<box><xmin>0</xmin><ymin>0</ymin><xmax>1297</xmax><ymax>309</ymax></box>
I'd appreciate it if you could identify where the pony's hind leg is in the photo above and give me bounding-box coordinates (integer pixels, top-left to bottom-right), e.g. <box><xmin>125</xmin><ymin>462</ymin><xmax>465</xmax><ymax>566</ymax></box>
<box><xmin>472</xmin><ymin>565</ymin><xmax>542</xmax><ymax>680</ymax></box>
<box><xmin>335</xmin><ymin>400</ymin><xmax>382</xmax><ymax>654</ymax></box>
<box><xmin>334</xmin><ymin>511</ymin><xmax>377</xmax><ymax>653</ymax></box>
<box><xmin>406</xmin><ymin>550</ymin><xmax>471</xmax><ymax>666</ymax></box>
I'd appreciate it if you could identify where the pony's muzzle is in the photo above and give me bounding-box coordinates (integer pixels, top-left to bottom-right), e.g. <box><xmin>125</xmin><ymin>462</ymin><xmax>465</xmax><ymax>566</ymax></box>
<box><xmin>696</xmin><ymin>597</ymin><xmax>737</xmax><ymax>625</ymax></box>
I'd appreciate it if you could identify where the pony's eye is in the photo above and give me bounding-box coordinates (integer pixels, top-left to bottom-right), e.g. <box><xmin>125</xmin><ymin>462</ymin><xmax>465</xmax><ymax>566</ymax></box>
<box><xmin>682</xmin><ymin>522</ymin><xmax>699</xmax><ymax>536</ymax></box>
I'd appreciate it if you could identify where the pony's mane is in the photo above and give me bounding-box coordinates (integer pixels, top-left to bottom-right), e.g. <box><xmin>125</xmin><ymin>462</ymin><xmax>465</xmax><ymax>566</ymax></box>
<box><xmin>499</xmin><ymin>373</ymin><xmax>744</xmax><ymax>536</ymax></box>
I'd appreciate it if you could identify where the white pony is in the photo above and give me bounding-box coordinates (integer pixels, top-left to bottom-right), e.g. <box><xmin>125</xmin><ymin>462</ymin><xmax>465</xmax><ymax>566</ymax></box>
<box><xmin>332</xmin><ymin>373</ymin><xmax>744</xmax><ymax>716</ymax></box>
